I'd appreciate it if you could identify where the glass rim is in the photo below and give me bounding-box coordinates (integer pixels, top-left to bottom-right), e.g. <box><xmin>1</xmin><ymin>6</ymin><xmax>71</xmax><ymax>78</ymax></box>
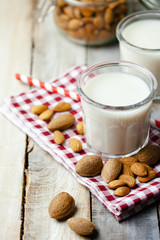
<box><xmin>77</xmin><ymin>60</ymin><xmax>157</xmax><ymax>111</ymax></box>
<box><xmin>116</xmin><ymin>10</ymin><xmax>160</xmax><ymax>52</ymax></box>
<box><xmin>64</xmin><ymin>0</ymin><xmax>120</xmax><ymax>7</ymax></box>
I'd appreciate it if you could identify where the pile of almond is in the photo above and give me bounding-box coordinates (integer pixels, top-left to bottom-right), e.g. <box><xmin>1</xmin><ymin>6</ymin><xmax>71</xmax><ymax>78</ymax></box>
<box><xmin>54</xmin><ymin>0</ymin><xmax>128</xmax><ymax>44</ymax></box>
<box><xmin>75</xmin><ymin>145</ymin><xmax>160</xmax><ymax>197</ymax></box>
<box><xmin>30</xmin><ymin>102</ymin><xmax>84</xmax><ymax>152</ymax></box>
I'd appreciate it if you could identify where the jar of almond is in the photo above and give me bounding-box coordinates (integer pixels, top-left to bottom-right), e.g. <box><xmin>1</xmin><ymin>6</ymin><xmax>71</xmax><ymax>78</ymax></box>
<box><xmin>34</xmin><ymin>0</ymin><xmax>132</xmax><ymax>46</ymax></box>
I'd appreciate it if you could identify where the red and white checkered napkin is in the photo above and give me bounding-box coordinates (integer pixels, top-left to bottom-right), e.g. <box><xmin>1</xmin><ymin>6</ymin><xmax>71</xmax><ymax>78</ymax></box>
<box><xmin>0</xmin><ymin>65</ymin><xmax>160</xmax><ymax>222</ymax></box>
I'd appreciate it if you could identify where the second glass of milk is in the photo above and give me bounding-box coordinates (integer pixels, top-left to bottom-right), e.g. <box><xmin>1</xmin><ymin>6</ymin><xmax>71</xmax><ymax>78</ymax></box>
<box><xmin>77</xmin><ymin>61</ymin><xmax>157</xmax><ymax>158</ymax></box>
<box><xmin>116</xmin><ymin>10</ymin><xmax>160</xmax><ymax>97</ymax></box>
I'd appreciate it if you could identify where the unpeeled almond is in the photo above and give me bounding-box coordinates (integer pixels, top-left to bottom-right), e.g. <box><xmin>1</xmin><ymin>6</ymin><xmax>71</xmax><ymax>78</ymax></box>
<box><xmin>47</xmin><ymin>113</ymin><xmax>75</xmax><ymax>131</ymax></box>
<box><xmin>130</xmin><ymin>162</ymin><xmax>147</xmax><ymax>176</ymax></box>
<box><xmin>114</xmin><ymin>186</ymin><xmax>130</xmax><ymax>197</ymax></box>
<box><xmin>54</xmin><ymin>130</ymin><xmax>65</xmax><ymax>145</ymax></box>
<box><xmin>70</xmin><ymin>138</ymin><xmax>82</xmax><ymax>152</ymax></box>
<box><xmin>30</xmin><ymin>105</ymin><xmax>48</xmax><ymax>115</ymax></box>
<box><xmin>53</xmin><ymin>102</ymin><xmax>71</xmax><ymax>112</ymax></box>
<box><xmin>76</xmin><ymin>121</ymin><xmax>84</xmax><ymax>135</ymax></box>
<box><xmin>67</xmin><ymin>217</ymin><xmax>96</xmax><ymax>236</ymax></box>
<box><xmin>39</xmin><ymin>109</ymin><xmax>54</xmax><ymax>121</ymax></box>
<box><xmin>101</xmin><ymin>159</ymin><xmax>122</xmax><ymax>183</ymax></box>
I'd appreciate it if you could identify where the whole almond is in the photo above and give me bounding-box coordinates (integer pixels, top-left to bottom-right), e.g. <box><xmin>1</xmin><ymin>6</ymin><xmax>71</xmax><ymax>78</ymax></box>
<box><xmin>114</xmin><ymin>186</ymin><xmax>130</xmax><ymax>197</ymax></box>
<box><xmin>101</xmin><ymin>159</ymin><xmax>122</xmax><ymax>183</ymax></box>
<box><xmin>48</xmin><ymin>192</ymin><xmax>75</xmax><ymax>220</ymax></box>
<box><xmin>130</xmin><ymin>162</ymin><xmax>147</xmax><ymax>176</ymax></box>
<box><xmin>47</xmin><ymin>113</ymin><xmax>75</xmax><ymax>131</ymax></box>
<box><xmin>76</xmin><ymin>121</ymin><xmax>84</xmax><ymax>135</ymax></box>
<box><xmin>75</xmin><ymin>155</ymin><xmax>103</xmax><ymax>177</ymax></box>
<box><xmin>70</xmin><ymin>138</ymin><xmax>82</xmax><ymax>153</ymax></box>
<box><xmin>119</xmin><ymin>174</ymin><xmax>136</xmax><ymax>188</ymax></box>
<box><xmin>39</xmin><ymin>109</ymin><xmax>54</xmax><ymax>121</ymax></box>
<box><xmin>136</xmin><ymin>145</ymin><xmax>160</xmax><ymax>165</ymax></box>
<box><xmin>67</xmin><ymin>218</ymin><xmax>96</xmax><ymax>236</ymax></box>
<box><xmin>122</xmin><ymin>163</ymin><xmax>134</xmax><ymax>177</ymax></box>
<box><xmin>54</xmin><ymin>130</ymin><xmax>65</xmax><ymax>145</ymax></box>
<box><xmin>120</xmin><ymin>157</ymin><xmax>137</xmax><ymax>166</ymax></box>
<box><xmin>68</xmin><ymin>19</ymin><xmax>83</xmax><ymax>30</ymax></box>
<box><xmin>108</xmin><ymin>180</ymin><xmax>126</xmax><ymax>189</ymax></box>
<box><xmin>141</xmin><ymin>163</ymin><xmax>153</xmax><ymax>171</ymax></box>
<box><xmin>137</xmin><ymin>170</ymin><xmax>157</xmax><ymax>183</ymax></box>
<box><xmin>53</xmin><ymin>102</ymin><xmax>71</xmax><ymax>112</ymax></box>
<box><xmin>31</xmin><ymin>105</ymin><xmax>48</xmax><ymax>115</ymax></box>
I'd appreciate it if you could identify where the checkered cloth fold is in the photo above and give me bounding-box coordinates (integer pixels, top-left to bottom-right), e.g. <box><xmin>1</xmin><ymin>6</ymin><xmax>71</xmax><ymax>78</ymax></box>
<box><xmin>0</xmin><ymin>65</ymin><xmax>160</xmax><ymax>222</ymax></box>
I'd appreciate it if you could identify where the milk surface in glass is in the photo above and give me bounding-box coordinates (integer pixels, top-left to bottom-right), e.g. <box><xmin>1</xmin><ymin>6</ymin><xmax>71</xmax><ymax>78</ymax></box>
<box><xmin>82</xmin><ymin>72</ymin><xmax>151</xmax><ymax>157</ymax></box>
<box><xmin>119</xmin><ymin>19</ymin><xmax>160</xmax><ymax>95</ymax></box>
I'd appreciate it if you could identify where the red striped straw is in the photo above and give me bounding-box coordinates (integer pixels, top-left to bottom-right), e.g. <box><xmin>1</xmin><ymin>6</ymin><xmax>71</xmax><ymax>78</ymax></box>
<box><xmin>15</xmin><ymin>73</ymin><xmax>81</xmax><ymax>102</ymax></box>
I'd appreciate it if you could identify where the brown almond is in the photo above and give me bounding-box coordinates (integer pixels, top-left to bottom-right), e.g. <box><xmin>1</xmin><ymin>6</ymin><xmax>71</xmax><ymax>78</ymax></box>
<box><xmin>30</xmin><ymin>105</ymin><xmax>48</xmax><ymax>115</ymax></box>
<box><xmin>76</xmin><ymin>121</ymin><xmax>84</xmax><ymax>135</ymax></box>
<box><xmin>93</xmin><ymin>15</ymin><xmax>104</xmax><ymax>29</ymax></box>
<box><xmin>101</xmin><ymin>159</ymin><xmax>122</xmax><ymax>183</ymax></box>
<box><xmin>104</xmin><ymin>8</ymin><xmax>114</xmax><ymax>25</ymax></box>
<box><xmin>120</xmin><ymin>157</ymin><xmax>137</xmax><ymax>166</ymax></box>
<box><xmin>137</xmin><ymin>170</ymin><xmax>157</xmax><ymax>183</ymax></box>
<box><xmin>114</xmin><ymin>186</ymin><xmax>130</xmax><ymax>197</ymax></box>
<box><xmin>108</xmin><ymin>180</ymin><xmax>126</xmax><ymax>189</ymax></box>
<box><xmin>67</xmin><ymin>217</ymin><xmax>96</xmax><ymax>236</ymax></box>
<box><xmin>119</xmin><ymin>174</ymin><xmax>136</xmax><ymax>188</ymax></box>
<box><xmin>39</xmin><ymin>109</ymin><xmax>54</xmax><ymax>121</ymax></box>
<box><xmin>122</xmin><ymin>163</ymin><xmax>134</xmax><ymax>177</ymax></box>
<box><xmin>136</xmin><ymin>145</ymin><xmax>160</xmax><ymax>165</ymax></box>
<box><xmin>68</xmin><ymin>19</ymin><xmax>84</xmax><ymax>30</ymax></box>
<box><xmin>130</xmin><ymin>162</ymin><xmax>147</xmax><ymax>176</ymax></box>
<box><xmin>63</xmin><ymin>6</ymin><xmax>74</xmax><ymax>18</ymax></box>
<box><xmin>80</xmin><ymin>8</ymin><xmax>93</xmax><ymax>17</ymax></box>
<box><xmin>48</xmin><ymin>192</ymin><xmax>75</xmax><ymax>220</ymax></box>
<box><xmin>70</xmin><ymin>138</ymin><xmax>82</xmax><ymax>153</ymax></box>
<box><xmin>54</xmin><ymin>130</ymin><xmax>65</xmax><ymax>145</ymax></box>
<box><xmin>76</xmin><ymin>155</ymin><xmax>103</xmax><ymax>177</ymax></box>
<box><xmin>53</xmin><ymin>102</ymin><xmax>71</xmax><ymax>112</ymax></box>
<box><xmin>47</xmin><ymin>113</ymin><xmax>75</xmax><ymax>131</ymax></box>
<box><xmin>141</xmin><ymin>163</ymin><xmax>153</xmax><ymax>171</ymax></box>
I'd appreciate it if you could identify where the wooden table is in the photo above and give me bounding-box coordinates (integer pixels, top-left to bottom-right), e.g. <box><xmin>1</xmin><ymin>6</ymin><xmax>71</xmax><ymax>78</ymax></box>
<box><xmin>0</xmin><ymin>1</ymin><xmax>159</xmax><ymax>239</ymax></box>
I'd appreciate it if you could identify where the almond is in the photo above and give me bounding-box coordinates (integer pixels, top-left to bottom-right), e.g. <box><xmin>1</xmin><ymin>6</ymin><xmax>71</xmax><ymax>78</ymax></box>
<box><xmin>108</xmin><ymin>180</ymin><xmax>126</xmax><ymax>189</ymax></box>
<box><xmin>47</xmin><ymin>113</ymin><xmax>75</xmax><ymax>131</ymax></box>
<box><xmin>136</xmin><ymin>145</ymin><xmax>160</xmax><ymax>165</ymax></box>
<box><xmin>119</xmin><ymin>174</ymin><xmax>136</xmax><ymax>188</ymax></box>
<box><xmin>53</xmin><ymin>102</ymin><xmax>71</xmax><ymax>112</ymax></box>
<box><xmin>141</xmin><ymin>163</ymin><xmax>153</xmax><ymax>171</ymax></box>
<box><xmin>54</xmin><ymin>130</ymin><xmax>65</xmax><ymax>145</ymax></box>
<box><xmin>39</xmin><ymin>109</ymin><xmax>54</xmax><ymax>121</ymax></box>
<box><xmin>114</xmin><ymin>186</ymin><xmax>130</xmax><ymax>197</ymax></box>
<box><xmin>76</xmin><ymin>121</ymin><xmax>84</xmax><ymax>135</ymax></box>
<box><xmin>101</xmin><ymin>159</ymin><xmax>122</xmax><ymax>183</ymax></box>
<box><xmin>67</xmin><ymin>218</ymin><xmax>96</xmax><ymax>236</ymax></box>
<box><xmin>130</xmin><ymin>162</ymin><xmax>147</xmax><ymax>176</ymax></box>
<box><xmin>122</xmin><ymin>163</ymin><xmax>134</xmax><ymax>177</ymax></box>
<box><xmin>120</xmin><ymin>157</ymin><xmax>137</xmax><ymax>166</ymax></box>
<box><xmin>137</xmin><ymin>170</ymin><xmax>157</xmax><ymax>183</ymax></box>
<box><xmin>30</xmin><ymin>105</ymin><xmax>48</xmax><ymax>115</ymax></box>
<box><xmin>75</xmin><ymin>155</ymin><xmax>103</xmax><ymax>177</ymax></box>
<box><xmin>70</xmin><ymin>138</ymin><xmax>82</xmax><ymax>153</ymax></box>
<box><xmin>48</xmin><ymin>192</ymin><xmax>75</xmax><ymax>220</ymax></box>
<box><xmin>68</xmin><ymin>19</ymin><xmax>83</xmax><ymax>30</ymax></box>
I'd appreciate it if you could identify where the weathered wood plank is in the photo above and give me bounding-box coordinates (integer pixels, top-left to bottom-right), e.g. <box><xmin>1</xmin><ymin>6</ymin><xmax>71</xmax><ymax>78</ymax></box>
<box><xmin>23</xmin><ymin>13</ymin><xmax>91</xmax><ymax>240</ymax></box>
<box><xmin>0</xmin><ymin>0</ymin><xmax>33</xmax><ymax>239</ymax></box>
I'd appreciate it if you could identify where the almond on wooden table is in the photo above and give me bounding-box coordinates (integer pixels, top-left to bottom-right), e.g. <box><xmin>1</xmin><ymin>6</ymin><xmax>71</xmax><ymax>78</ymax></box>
<box><xmin>54</xmin><ymin>130</ymin><xmax>65</xmax><ymax>145</ymax></box>
<box><xmin>47</xmin><ymin>113</ymin><xmax>75</xmax><ymax>131</ymax></box>
<box><xmin>75</xmin><ymin>155</ymin><xmax>103</xmax><ymax>177</ymax></box>
<box><xmin>39</xmin><ymin>109</ymin><xmax>54</xmax><ymax>121</ymax></box>
<box><xmin>67</xmin><ymin>217</ymin><xmax>96</xmax><ymax>236</ymax></box>
<box><xmin>53</xmin><ymin>102</ymin><xmax>71</xmax><ymax>112</ymax></box>
<box><xmin>70</xmin><ymin>138</ymin><xmax>82</xmax><ymax>152</ymax></box>
<box><xmin>30</xmin><ymin>105</ymin><xmax>48</xmax><ymax>115</ymax></box>
<box><xmin>130</xmin><ymin>162</ymin><xmax>148</xmax><ymax>177</ymax></box>
<box><xmin>48</xmin><ymin>192</ymin><xmax>75</xmax><ymax>220</ymax></box>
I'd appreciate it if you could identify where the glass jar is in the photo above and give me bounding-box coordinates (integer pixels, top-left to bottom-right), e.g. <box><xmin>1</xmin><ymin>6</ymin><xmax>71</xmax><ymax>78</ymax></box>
<box><xmin>139</xmin><ymin>0</ymin><xmax>160</xmax><ymax>9</ymax></box>
<box><xmin>34</xmin><ymin>0</ymin><xmax>132</xmax><ymax>46</ymax></box>
<box><xmin>77</xmin><ymin>61</ymin><xmax>157</xmax><ymax>158</ymax></box>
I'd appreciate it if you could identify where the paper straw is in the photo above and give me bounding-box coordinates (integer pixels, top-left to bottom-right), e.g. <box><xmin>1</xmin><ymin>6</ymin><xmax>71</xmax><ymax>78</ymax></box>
<box><xmin>15</xmin><ymin>73</ymin><xmax>81</xmax><ymax>102</ymax></box>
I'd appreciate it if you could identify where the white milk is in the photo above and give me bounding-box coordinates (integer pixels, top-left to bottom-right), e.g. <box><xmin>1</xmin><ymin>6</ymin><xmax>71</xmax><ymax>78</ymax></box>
<box><xmin>120</xmin><ymin>19</ymin><xmax>160</xmax><ymax>95</ymax></box>
<box><xmin>82</xmin><ymin>72</ymin><xmax>151</xmax><ymax>157</ymax></box>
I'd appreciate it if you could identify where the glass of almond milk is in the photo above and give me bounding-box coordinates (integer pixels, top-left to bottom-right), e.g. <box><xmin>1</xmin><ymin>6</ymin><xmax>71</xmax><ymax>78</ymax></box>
<box><xmin>116</xmin><ymin>10</ymin><xmax>160</xmax><ymax>97</ymax></box>
<box><xmin>77</xmin><ymin>61</ymin><xmax>157</xmax><ymax>158</ymax></box>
